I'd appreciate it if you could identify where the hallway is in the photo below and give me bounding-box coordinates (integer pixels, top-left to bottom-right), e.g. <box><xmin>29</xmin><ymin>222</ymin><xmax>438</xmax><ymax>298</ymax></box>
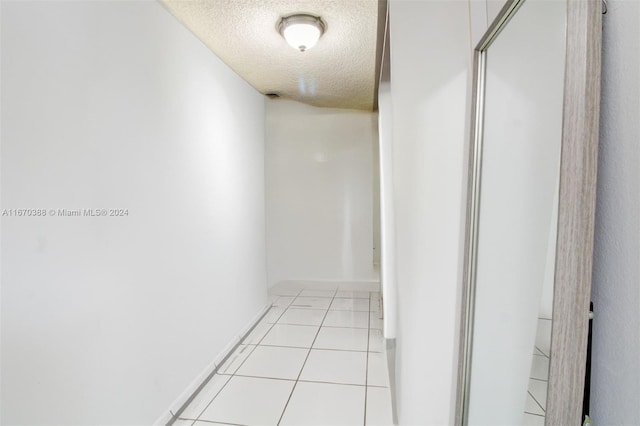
<box><xmin>2</xmin><ymin>0</ymin><xmax>638</xmax><ymax>424</ymax></box>
<box><xmin>173</xmin><ymin>282</ymin><xmax>393</xmax><ymax>425</ymax></box>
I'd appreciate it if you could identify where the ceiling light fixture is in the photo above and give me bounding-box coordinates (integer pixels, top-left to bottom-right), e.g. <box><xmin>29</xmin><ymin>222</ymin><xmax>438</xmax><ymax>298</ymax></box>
<box><xmin>278</xmin><ymin>14</ymin><xmax>326</xmax><ymax>52</ymax></box>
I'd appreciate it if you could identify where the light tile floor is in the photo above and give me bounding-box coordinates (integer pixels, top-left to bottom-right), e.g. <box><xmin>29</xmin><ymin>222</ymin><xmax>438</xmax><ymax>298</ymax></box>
<box><xmin>524</xmin><ymin>318</ymin><xmax>551</xmax><ymax>424</ymax></box>
<box><xmin>175</xmin><ymin>283</ymin><xmax>393</xmax><ymax>426</ymax></box>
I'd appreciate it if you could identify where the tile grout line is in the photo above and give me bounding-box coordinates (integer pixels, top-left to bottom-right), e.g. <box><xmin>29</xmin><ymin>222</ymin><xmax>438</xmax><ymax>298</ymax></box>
<box><xmin>528</xmin><ymin>390</ymin><xmax>546</xmax><ymax>413</ymax></box>
<box><xmin>234</xmin><ymin>343</ymin><xmax>382</xmax><ymax>354</ymax></box>
<box><xmin>224</xmin><ymin>373</ymin><xmax>388</xmax><ymax>388</ymax></box>
<box><xmin>265</xmin><ymin>321</ymin><xmax>376</xmax><ymax>329</ymax></box>
<box><xmin>296</xmin><ymin>295</ymin><xmax>370</xmax><ymax>300</ymax></box>
<box><xmin>188</xmin><ymin>418</ymin><xmax>248</xmax><ymax>426</ymax></box>
<box><xmin>363</xmin><ymin>293</ymin><xmax>372</xmax><ymax>426</ymax></box>
<box><xmin>286</xmin><ymin>293</ymin><xmax>371</xmax><ymax>303</ymax></box>
<box><xmin>191</xmin><ymin>346</ymin><xmax>254</xmax><ymax>422</ymax></box>
<box><xmin>534</xmin><ymin>345</ymin><xmax>550</xmax><ymax>358</ymax></box>
<box><xmin>276</xmin><ymin>287</ymin><xmax>339</xmax><ymax>426</ymax></box>
<box><xmin>533</xmin><ymin>352</ymin><xmax>549</xmax><ymax>358</ymax></box>
<box><xmin>188</xmin><ymin>360</ymin><xmax>235</xmax><ymax>422</ymax></box>
<box><xmin>183</xmin><ymin>287</ymin><xmax>382</xmax><ymax>425</ymax></box>
<box><xmin>529</xmin><ymin>377</ymin><xmax>548</xmax><ymax>382</ymax></box>
<box><xmin>270</xmin><ymin>323</ymin><xmax>372</xmax><ymax>330</ymax></box>
<box><xmin>291</xmin><ymin>308</ymin><xmax>370</xmax><ymax>313</ymax></box>
<box><xmin>193</xmin><ymin>288</ymin><xmax>303</xmax><ymax>424</ymax></box>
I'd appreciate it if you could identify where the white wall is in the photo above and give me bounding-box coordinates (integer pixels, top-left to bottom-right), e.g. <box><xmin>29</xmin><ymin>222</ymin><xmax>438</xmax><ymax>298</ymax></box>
<box><xmin>590</xmin><ymin>0</ymin><xmax>640</xmax><ymax>422</ymax></box>
<box><xmin>0</xmin><ymin>2</ymin><xmax>267</xmax><ymax>424</ymax></box>
<box><xmin>265</xmin><ymin>99</ymin><xmax>379</xmax><ymax>287</ymax></box>
<box><xmin>378</xmin><ymin>81</ymin><xmax>398</xmax><ymax>339</ymax></box>
<box><xmin>387</xmin><ymin>1</ymin><xmax>470</xmax><ymax>423</ymax></box>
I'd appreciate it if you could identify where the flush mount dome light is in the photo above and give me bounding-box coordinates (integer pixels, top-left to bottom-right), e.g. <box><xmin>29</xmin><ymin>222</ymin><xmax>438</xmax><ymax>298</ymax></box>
<box><xmin>278</xmin><ymin>14</ymin><xmax>326</xmax><ymax>52</ymax></box>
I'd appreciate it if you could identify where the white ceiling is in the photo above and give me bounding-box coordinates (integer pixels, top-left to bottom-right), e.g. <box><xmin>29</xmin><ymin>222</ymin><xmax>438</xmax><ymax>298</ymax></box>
<box><xmin>161</xmin><ymin>0</ymin><xmax>380</xmax><ymax>111</ymax></box>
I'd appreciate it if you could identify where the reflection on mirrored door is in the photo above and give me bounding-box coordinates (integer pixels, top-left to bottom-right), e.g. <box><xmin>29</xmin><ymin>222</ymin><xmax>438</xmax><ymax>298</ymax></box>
<box><xmin>463</xmin><ymin>0</ymin><xmax>567</xmax><ymax>424</ymax></box>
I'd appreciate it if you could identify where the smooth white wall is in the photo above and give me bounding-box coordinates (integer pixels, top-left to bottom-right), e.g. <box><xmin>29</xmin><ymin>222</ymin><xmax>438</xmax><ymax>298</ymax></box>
<box><xmin>1</xmin><ymin>1</ymin><xmax>266</xmax><ymax>424</ymax></box>
<box><xmin>387</xmin><ymin>1</ymin><xmax>470</xmax><ymax>423</ymax></box>
<box><xmin>591</xmin><ymin>0</ymin><xmax>640</xmax><ymax>422</ymax></box>
<box><xmin>378</xmin><ymin>81</ymin><xmax>398</xmax><ymax>339</ymax></box>
<box><xmin>265</xmin><ymin>99</ymin><xmax>379</xmax><ymax>287</ymax></box>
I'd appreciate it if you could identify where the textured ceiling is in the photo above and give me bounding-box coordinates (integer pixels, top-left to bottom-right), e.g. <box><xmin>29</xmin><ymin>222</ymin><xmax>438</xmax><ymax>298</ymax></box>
<box><xmin>161</xmin><ymin>0</ymin><xmax>379</xmax><ymax>111</ymax></box>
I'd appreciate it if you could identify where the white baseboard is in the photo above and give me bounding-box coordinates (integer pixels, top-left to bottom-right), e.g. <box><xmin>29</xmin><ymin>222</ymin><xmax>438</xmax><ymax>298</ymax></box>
<box><xmin>154</xmin><ymin>303</ymin><xmax>271</xmax><ymax>425</ymax></box>
<box><xmin>272</xmin><ymin>280</ymin><xmax>381</xmax><ymax>292</ymax></box>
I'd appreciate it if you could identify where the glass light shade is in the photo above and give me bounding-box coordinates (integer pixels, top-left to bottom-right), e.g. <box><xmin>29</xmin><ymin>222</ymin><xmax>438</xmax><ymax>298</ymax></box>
<box><xmin>283</xmin><ymin>23</ymin><xmax>320</xmax><ymax>51</ymax></box>
<box><xmin>278</xmin><ymin>15</ymin><xmax>325</xmax><ymax>52</ymax></box>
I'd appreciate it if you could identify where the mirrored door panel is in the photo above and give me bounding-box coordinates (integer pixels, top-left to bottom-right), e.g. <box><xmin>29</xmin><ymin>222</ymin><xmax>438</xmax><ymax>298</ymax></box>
<box><xmin>458</xmin><ymin>0</ymin><xmax>602</xmax><ymax>423</ymax></box>
<box><xmin>463</xmin><ymin>0</ymin><xmax>567</xmax><ymax>424</ymax></box>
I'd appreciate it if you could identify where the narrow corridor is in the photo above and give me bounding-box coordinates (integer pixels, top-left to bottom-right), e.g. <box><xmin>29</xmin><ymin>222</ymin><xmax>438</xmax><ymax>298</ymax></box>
<box><xmin>173</xmin><ymin>282</ymin><xmax>393</xmax><ymax>425</ymax></box>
